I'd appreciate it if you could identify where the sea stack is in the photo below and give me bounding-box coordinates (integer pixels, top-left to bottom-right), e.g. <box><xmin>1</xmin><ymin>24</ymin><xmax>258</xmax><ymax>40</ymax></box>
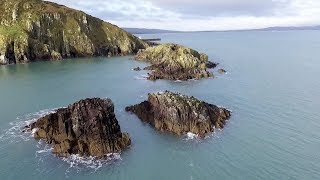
<box><xmin>126</xmin><ymin>91</ymin><xmax>231</xmax><ymax>137</ymax></box>
<box><xmin>135</xmin><ymin>44</ymin><xmax>217</xmax><ymax>81</ymax></box>
<box><xmin>27</xmin><ymin>98</ymin><xmax>131</xmax><ymax>157</ymax></box>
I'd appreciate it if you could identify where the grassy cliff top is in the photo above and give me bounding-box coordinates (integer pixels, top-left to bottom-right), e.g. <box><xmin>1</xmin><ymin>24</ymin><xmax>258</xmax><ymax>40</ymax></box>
<box><xmin>135</xmin><ymin>43</ymin><xmax>209</xmax><ymax>69</ymax></box>
<box><xmin>0</xmin><ymin>0</ymin><xmax>147</xmax><ymax>64</ymax></box>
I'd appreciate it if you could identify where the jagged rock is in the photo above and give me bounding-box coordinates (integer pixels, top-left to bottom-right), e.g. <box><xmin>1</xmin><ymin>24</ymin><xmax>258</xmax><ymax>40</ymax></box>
<box><xmin>218</xmin><ymin>68</ymin><xmax>227</xmax><ymax>74</ymax></box>
<box><xmin>50</xmin><ymin>50</ymin><xmax>62</xmax><ymax>60</ymax></box>
<box><xmin>133</xmin><ymin>67</ymin><xmax>141</xmax><ymax>71</ymax></box>
<box><xmin>26</xmin><ymin>98</ymin><xmax>131</xmax><ymax>157</ymax></box>
<box><xmin>206</xmin><ymin>61</ymin><xmax>218</xmax><ymax>69</ymax></box>
<box><xmin>0</xmin><ymin>54</ymin><xmax>7</xmax><ymax>64</ymax></box>
<box><xmin>135</xmin><ymin>44</ymin><xmax>217</xmax><ymax>81</ymax></box>
<box><xmin>126</xmin><ymin>91</ymin><xmax>231</xmax><ymax>137</ymax></box>
<box><xmin>0</xmin><ymin>0</ymin><xmax>147</xmax><ymax>65</ymax></box>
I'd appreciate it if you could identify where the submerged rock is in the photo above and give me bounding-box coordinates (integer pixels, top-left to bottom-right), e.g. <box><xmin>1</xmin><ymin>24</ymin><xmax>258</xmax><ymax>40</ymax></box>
<box><xmin>206</xmin><ymin>61</ymin><xmax>218</xmax><ymax>69</ymax></box>
<box><xmin>218</xmin><ymin>68</ymin><xmax>227</xmax><ymax>74</ymax></box>
<box><xmin>135</xmin><ymin>44</ymin><xmax>217</xmax><ymax>81</ymax></box>
<box><xmin>125</xmin><ymin>91</ymin><xmax>231</xmax><ymax>137</ymax></box>
<box><xmin>0</xmin><ymin>0</ymin><xmax>147</xmax><ymax>65</ymax></box>
<box><xmin>27</xmin><ymin>98</ymin><xmax>131</xmax><ymax>157</ymax></box>
<box><xmin>133</xmin><ymin>67</ymin><xmax>141</xmax><ymax>71</ymax></box>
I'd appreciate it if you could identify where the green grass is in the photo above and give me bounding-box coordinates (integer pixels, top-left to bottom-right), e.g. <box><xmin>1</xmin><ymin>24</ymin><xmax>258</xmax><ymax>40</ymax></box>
<box><xmin>0</xmin><ymin>24</ymin><xmax>26</xmax><ymax>38</ymax></box>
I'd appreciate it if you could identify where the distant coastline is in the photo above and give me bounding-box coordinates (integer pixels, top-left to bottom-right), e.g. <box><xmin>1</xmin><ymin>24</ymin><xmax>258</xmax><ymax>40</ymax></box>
<box><xmin>124</xmin><ymin>25</ymin><xmax>320</xmax><ymax>34</ymax></box>
<box><xmin>123</xmin><ymin>28</ymin><xmax>180</xmax><ymax>34</ymax></box>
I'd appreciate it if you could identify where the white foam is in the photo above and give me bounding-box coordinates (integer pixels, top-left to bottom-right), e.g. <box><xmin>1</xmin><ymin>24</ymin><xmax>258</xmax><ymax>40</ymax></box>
<box><xmin>0</xmin><ymin>109</ymin><xmax>56</xmax><ymax>143</ymax></box>
<box><xmin>36</xmin><ymin>146</ymin><xmax>53</xmax><ymax>154</ymax></box>
<box><xmin>184</xmin><ymin>132</ymin><xmax>199</xmax><ymax>140</ymax></box>
<box><xmin>134</xmin><ymin>75</ymin><xmax>148</xmax><ymax>80</ymax></box>
<box><xmin>62</xmin><ymin>153</ymin><xmax>122</xmax><ymax>171</ymax></box>
<box><xmin>31</xmin><ymin>128</ymin><xmax>38</xmax><ymax>137</ymax></box>
<box><xmin>1</xmin><ymin>108</ymin><xmax>124</xmax><ymax>174</ymax></box>
<box><xmin>157</xmin><ymin>91</ymin><xmax>166</xmax><ymax>94</ymax></box>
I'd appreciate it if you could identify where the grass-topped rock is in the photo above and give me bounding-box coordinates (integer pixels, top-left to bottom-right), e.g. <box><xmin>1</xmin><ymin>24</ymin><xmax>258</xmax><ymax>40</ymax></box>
<box><xmin>126</xmin><ymin>91</ymin><xmax>231</xmax><ymax>137</ymax></box>
<box><xmin>0</xmin><ymin>0</ymin><xmax>147</xmax><ymax>65</ymax></box>
<box><xmin>135</xmin><ymin>43</ymin><xmax>217</xmax><ymax>81</ymax></box>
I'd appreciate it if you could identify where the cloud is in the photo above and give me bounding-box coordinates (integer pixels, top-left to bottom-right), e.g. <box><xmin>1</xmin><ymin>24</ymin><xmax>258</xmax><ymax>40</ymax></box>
<box><xmin>48</xmin><ymin>0</ymin><xmax>180</xmax><ymax>21</ymax></box>
<box><xmin>148</xmin><ymin>0</ymin><xmax>291</xmax><ymax>17</ymax></box>
<box><xmin>47</xmin><ymin>0</ymin><xmax>320</xmax><ymax>31</ymax></box>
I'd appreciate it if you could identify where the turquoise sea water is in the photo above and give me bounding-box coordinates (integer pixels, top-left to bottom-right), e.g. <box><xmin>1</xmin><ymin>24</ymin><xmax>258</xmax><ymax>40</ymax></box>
<box><xmin>0</xmin><ymin>31</ymin><xmax>319</xmax><ymax>180</ymax></box>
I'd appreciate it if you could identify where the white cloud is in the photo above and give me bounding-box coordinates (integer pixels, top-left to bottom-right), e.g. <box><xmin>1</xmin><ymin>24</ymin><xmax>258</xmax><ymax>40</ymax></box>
<box><xmin>48</xmin><ymin>0</ymin><xmax>320</xmax><ymax>31</ymax></box>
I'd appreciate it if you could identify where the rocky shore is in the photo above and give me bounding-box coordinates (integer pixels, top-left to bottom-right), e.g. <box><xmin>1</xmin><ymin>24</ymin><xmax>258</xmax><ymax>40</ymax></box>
<box><xmin>126</xmin><ymin>91</ymin><xmax>231</xmax><ymax>137</ymax></box>
<box><xmin>135</xmin><ymin>44</ymin><xmax>217</xmax><ymax>81</ymax></box>
<box><xmin>26</xmin><ymin>98</ymin><xmax>131</xmax><ymax>157</ymax></box>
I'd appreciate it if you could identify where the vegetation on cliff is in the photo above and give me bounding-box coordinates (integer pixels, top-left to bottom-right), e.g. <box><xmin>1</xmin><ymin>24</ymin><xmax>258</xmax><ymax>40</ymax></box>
<box><xmin>0</xmin><ymin>0</ymin><xmax>147</xmax><ymax>65</ymax></box>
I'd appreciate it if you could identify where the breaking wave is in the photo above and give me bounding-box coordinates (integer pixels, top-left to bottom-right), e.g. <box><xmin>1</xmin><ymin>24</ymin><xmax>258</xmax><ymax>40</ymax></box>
<box><xmin>134</xmin><ymin>74</ymin><xmax>149</xmax><ymax>80</ymax></box>
<box><xmin>0</xmin><ymin>109</ymin><xmax>56</xmax><ymax>143</ymax></box>
<box><xmin>63</xmin><ymin>153</ymin><xmax>122</xmax><ymax>172</ymax></box>
<box><xmin>0</xmin><ymin>108</ymin><xmax>122</xmax><ymax>173</ymax></box>
<box><xmin>184</xmin><ymin>132</ymin><xmax>199</xmax><ymax>140</ymax></box>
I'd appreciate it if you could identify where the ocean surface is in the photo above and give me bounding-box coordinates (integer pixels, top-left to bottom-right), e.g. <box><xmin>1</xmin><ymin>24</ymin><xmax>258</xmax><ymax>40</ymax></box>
<box><xmin>0</xmin><ymin>31</ymin><xmax>319</xmax><ymax>180</ymax></box>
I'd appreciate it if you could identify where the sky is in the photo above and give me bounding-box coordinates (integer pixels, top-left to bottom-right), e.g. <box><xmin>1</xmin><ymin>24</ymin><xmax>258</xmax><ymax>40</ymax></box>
<box><xmin>48</xmin><ymin>0</ymin><xmax>320</xmax><ymax>31</ymax></box>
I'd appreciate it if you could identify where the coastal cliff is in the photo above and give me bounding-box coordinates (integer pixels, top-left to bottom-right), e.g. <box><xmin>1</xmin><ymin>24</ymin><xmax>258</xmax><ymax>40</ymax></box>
<box><xmin>0</xmin><ymin>0</ymin><xmax>147</xmax><ymax>65</ymax></box>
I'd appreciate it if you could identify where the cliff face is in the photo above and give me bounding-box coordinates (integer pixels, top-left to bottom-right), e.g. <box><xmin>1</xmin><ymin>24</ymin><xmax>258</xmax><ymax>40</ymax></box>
<box><xmin>0</xmin><ymin>0</ymin><xmax>147</xmax><ymax>65</ymax></box>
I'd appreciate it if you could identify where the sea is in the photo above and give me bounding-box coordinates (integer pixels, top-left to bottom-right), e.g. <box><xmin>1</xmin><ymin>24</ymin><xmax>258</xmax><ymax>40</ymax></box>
<box><xmin>0</xmin><ymin>30</ymin><xmax>319</xmax><ymax>179</ymax></box>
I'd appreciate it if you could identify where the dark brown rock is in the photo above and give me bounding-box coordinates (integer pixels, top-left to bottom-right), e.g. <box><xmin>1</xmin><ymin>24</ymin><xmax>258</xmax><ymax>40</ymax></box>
<box><xmin>126</xmin><ymin>91</ymin><xmax>231</xmax><ymax>137</ymax></box>
<box><xmin>27</xmin><ymin>98</ymin><xmax>131</xmax><ymax>157</ymax></box>
<box><xmin>133</xmin><ymin>67</ymin><xmax>141</xmax><ymax>71</ymax></box>
<box><xmin>206</xmin><ymin>61</ymin><xmax>218</xmax><ymax>69</ymax></box>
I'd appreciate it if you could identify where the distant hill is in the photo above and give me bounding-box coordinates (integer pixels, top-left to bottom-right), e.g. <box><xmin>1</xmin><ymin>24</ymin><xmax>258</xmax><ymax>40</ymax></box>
<box><xmin>201</xmin><ymin>25</ymin><xmax>320</xmax><ymax>32</ymax></box>
<box><xmin>257</xmin><ymin>26</ymin><xmax>320</xmax><ymax>31</ymax></box>
<box><xmin>123</xmin><ymin>28</ymin><xmax>180</xmax><ymax>34</ymax></box>
<box><xmin>124</xmin><ymin>26</ymin><xmax>320</xmax><ymax>34</ymax></box>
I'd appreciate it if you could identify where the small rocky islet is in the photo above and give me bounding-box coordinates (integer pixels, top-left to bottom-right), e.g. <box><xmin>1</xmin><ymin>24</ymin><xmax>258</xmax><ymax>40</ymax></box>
<box><xmin>135</xmin><ymin>43</ymin><xmax>218</xmax><ymax>81</ymax></box>
<box><xmin>126</xmin><ymin>91</ymin><xmax>231</xmax><ymax>137</ymax></box>
<box><xmin>25</xmin><ymin>98</ymin><xmax>131</xmax><ymax>157</ymax></box>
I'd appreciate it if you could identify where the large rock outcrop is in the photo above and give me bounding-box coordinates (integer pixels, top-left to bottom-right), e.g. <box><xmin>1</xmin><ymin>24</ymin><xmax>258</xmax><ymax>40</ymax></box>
<box><xmin>126</xmin><ymin>91</ymin><xmax>231</xmax><ymax>137</ymax></box>
<box><xmin>135</xmin><ymin>44</ymin><xmax>217</xmax><ymax>81</ymax></box>
<box><xmin>0</xmin><ymin>0</ymin><xmax>147</xmax><ymax>65</ymax></box>
<box><xmin>27</xmin><ymin>98</ymin><xmax>131</xmax><ymax>157</ymax></box>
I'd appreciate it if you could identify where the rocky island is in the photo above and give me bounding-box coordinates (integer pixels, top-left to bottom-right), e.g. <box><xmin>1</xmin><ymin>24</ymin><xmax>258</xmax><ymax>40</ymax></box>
<box><xmin>0</xmin><ymin>0</ymin><xmax>147</xmax><ymax>65</ymax></box>
<box><xmin>126</xmin><ymin>91</ymin><xmax>231</xmax><ymax>137</ymax></box>
<box><xmin>25</xmin><ymin>98</ymin><xmax>131</xmax><ymax>157</ymax></box>
<box><xmin>135</xmin><ymin>43</ymin><xmax>218</xmax><ymax>81</ymax></box>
